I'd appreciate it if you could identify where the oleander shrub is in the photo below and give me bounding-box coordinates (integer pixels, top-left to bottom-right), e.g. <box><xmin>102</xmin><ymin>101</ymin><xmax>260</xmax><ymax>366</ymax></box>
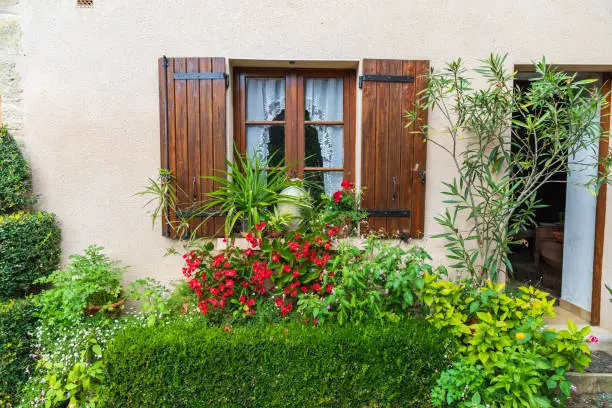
<box><xmin>102</xmin><ymin>320</ymin><xmax>457</xmax><ymax>407</ymax></box>
<box><xmin>0</xmin><ymin>126</ymin><xmax>35</xmax><ymax>213</ymax></box>
<box><xmin>0</xmin><ymin>298</ymin><xmax>39</xmax><ymax>406</ymax></box>
<box><xmin>0</xmin><ymin>211</ymin><xmax>61</xmax><ymax>300</ymax></box>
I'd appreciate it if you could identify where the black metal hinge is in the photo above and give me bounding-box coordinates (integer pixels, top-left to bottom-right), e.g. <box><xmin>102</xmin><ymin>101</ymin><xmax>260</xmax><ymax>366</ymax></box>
<box><xmin>359</xmin><ymin>74</ymin><xmax>414</xmax><ymax>89</ymax></box>
<box><xmin>173</xmin><ymin>72</ymin><xmax>229</xmax><ymax>88</ymax></box>
<box><xmin>368</xmin><ymin>209</ymin><xmax>411</xmax><ymax>217</ymax></box>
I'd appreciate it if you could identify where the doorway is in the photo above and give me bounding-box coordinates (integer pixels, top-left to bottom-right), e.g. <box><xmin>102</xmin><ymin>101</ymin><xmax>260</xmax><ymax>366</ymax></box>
<box><xmin>509</xmin><ymin>70</ymin><xmax>608</xmax><ymax>324</ymax></box>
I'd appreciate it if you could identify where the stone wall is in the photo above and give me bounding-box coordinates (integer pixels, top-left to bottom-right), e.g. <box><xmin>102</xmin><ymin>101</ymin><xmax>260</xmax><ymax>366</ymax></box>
<box><xmin>0</xmin><ymin>0</ymin><xmax>21</xmax><ymax>137</ymax></box>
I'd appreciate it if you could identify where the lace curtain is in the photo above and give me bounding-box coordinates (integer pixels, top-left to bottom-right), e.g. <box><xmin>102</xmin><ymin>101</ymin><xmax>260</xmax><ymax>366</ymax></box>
<box><xmin>246</xmin><ymin>77</ymin><xmax>344</xmax><ymax>195</ymax></box>
<box><xmin>304</xmin><ymin>78</ymin><xmax>343</xmax><ymax>195</ymax></box>
<box><xmin>246</xmin><ymin>78</ymin><xmax>285</xmax><ymax>162</ymax></box>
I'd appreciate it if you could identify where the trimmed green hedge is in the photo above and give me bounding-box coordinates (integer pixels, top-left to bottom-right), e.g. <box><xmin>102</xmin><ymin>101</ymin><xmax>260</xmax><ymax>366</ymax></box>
<box><xmin>0</xmin><ymin>126</ymin><xmax>34</xmax><ymax>213</ymax></box>
<box><xmin>0</xmin><ymin>212</ymin><xmax>61</xmax><ymax>300</ymax></box>
<box><xmin>102</xmin><ymin>320</ymin><xmax>457</xmax><ymax>407</ymax></box>
<box><xmin>0</xmin><ymin>298</ymin><xmax>39</xmax><ymax>406</ymax></box>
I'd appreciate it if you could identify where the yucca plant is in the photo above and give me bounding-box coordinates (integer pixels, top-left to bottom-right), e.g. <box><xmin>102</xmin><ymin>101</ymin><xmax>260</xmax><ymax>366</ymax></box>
<box><xmin>198</xmin><ymin>149</ymin><xmax>311</xmax><ymax>237</ymax></box>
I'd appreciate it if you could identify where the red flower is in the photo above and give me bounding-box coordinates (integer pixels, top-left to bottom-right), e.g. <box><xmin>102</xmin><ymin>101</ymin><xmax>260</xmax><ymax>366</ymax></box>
<box><xmin>280</xmin><ymin>303</ymin><xmax>293</xmax><ymax>316</ymax></box>
<box><xmin>301</xmin><ymin>286</ymin><xmax>308</xmax><ymax>293</ymax></box>
<box><xmin>256</xmin><ymin>221</ymin><xmax>266</xmax><ymax>231</ymax></box>
<box><xmin>275</xmin><ymin>297</ymin><xmax>284</xmax><ymax>307</ymax></box>
<box><xmin>212</xmin><ymin>254</ymin><xmax>225</xmax><ymax>267</ymax></box>
<box><xmin>333</xmin><ymin>190</ymin><xmax>343</xmax><ymax>203</ymax></box>
<box><xmin>314</xmin><ymin>236</ymin><xmax>323</xmax><ymax>245</ymax></box>
<box><xmin>239</xmin><ymin>295</ymin><xmax>246</xmax><ymax>304</ymax></box>
<box><xmin>198</xmin><ymin>301</ymin><xmax>209</xmax><ymax>314</ymax></box>
<box><xmin>327</xmin><ymin>227</ymin><xmax>339</xmax><ymax>237</ymax></box>
<box><xmin>241</xmin><ymin>281</ymin><xmax>250</xmax><ymax>288</ymax></box>
<box><xmin>244</xmin><ymin>249</ymin><xmax>254</xmax><ymax>257</ymax></box>
<box><xmin>210</xmin><ymin>287</ymin><xmax>219</xmax><ymax>296</ymax></box>
<box><xmin>341</xmin><ymin>180</ymin><xmax>354</xmax><ymax>189</ymax></box>
<box><xmin>282</xmin><ymin>264</ymin><xmax>292</xmax><ymax>273</ymax></box>
<box><xmin>247</xmin><ymin>298</ymin><xmax>256</xmax><ymax>307</ymax></box>
<box><xmin>271</xmin><ymin>253</ymin><xmax>280</xmax><ymax>263</ymax></box>
<box><xmin>295</xmin><ymin>233</ymin><xmax>301</xmax><ymax>239</ymax></box>
<box><xmin>324</xmin><ymin>241</ymin><xmax>331</xmax><ymax>250</ymax></box>
<box><xmin>292</xmin><ymin>270</ymin><xmax>301</xmax><ymax>279</ymax></box>
<box><xmin>325</xmin><ymin>284</ymin><xmax>334</xmax><ymax>293</ymax></box>
<box><xmin>311</xmin><ymin>283</ymin><xmax>321</xmax><ymax>293</ymax></box>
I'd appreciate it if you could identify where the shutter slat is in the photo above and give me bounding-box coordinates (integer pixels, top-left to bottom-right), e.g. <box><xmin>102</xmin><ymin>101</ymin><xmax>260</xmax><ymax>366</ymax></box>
<box><xmin>211</xmin><ymin>57</ymin><xmax>227</xmax><ymax>236</ymax></box>
<box><xmin>159</xmin><ymin>56</ymin><xmax>227</xmax><ymax>238</ymax></box>
<box><xmin>361</xmin><ymin>60</ymin><xmax>378</xmax><ymax>230</ymax></box>
<box><xmin>401</xmin><ymin>60</ymin><xmax>417</xmax><ymax>236</ymax></box>
<box><xmin>412</xmin><ymin>60</ymin><xmax>429</xmax><ymax>238</ymax></box>
<box><xmin>186</xmin><ymin>57</ymin><xmax>202</xmax><ymax>236</ymax></box>
<box><xmin>198</xmin><ymin>57</ymin><xmax>214</xmax><ymax>237</ymax></box>
<box><xmin>361</xmin><ymin>58</ymin><xmax>429</xmax><ymax>238</ymax></box>
<box><xmin>387</xmin><ymin>59</ymin><xmax>404</xmax><ymax>234</ymax></box>
<box><xmin>374</xmin><ymin>59</ymin><xmax>390</xmax><ymax>232</ymax></box>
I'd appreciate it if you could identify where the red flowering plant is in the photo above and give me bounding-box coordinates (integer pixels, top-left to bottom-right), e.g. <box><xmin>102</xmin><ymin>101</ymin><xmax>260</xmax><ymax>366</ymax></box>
<box><xmin>312</xmin><ymin>180</ymin><xmax>367</xmax><ymax>238</ymax></box>
<box><xmin>180</xmin><ymin>223</ymin><xmax>338</xmax><ymax>320</ymax></box>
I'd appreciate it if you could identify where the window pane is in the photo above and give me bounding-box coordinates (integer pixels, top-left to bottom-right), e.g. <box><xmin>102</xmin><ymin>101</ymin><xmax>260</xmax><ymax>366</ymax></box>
<box><xmin>305</xmin><ymin>125</ymin><xmax>343</xmax><ymax>168</ymax></box>
<box><xmin>304</xmin><ymin>78</ymin><xmax>343</xmax><ymax>121</ymax></box>
<box><xmin>247</xmin><ymin>125</ymin><xmax>285</xmax><ymax>167</ymax></box>
<box><xmin>305</xmin><ymin>170</ymin><xmax>343</xmax><ymax>199</ymax></box>
<box><xmin>247</xmin><ymin>78</ymin><xmax>285</xmax><ymax>121</ymax></box>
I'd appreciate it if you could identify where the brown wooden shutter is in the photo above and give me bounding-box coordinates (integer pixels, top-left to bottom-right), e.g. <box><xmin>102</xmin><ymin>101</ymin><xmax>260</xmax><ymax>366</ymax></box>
<box><xmin>360</xmin><ymin>59</ymin><xmax>429</xmax><ymax>238</ymax></box>
<box><xmin>158</xmin><ymin>57</ymin><xmax>227</xmax><ymax>238</ymax></box>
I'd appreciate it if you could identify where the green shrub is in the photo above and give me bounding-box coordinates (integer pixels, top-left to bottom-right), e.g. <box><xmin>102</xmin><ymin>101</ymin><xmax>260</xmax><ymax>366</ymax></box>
<box><xmin>0</xmin><ymin>212</ymin><xmax>61</xmax><ymax>300</ymax></box>
<box><xmin>421</xmin><ymin>277</ymin><xmax>591</xmax><ymax>407</ymax></box>
<box><xmin>0</xmin><ymin>298</ymin><xmax>39</xmax><ymax>406</ymax></box>
<box><xmin>0</xmin><ymin>126</ymin><xmax>35</xmax><ymax>213</ymax></box>
<box><xmin>102</xmin><ymin>320</ymin><xmax>457</xmax><ymax>407</ymax></box>
<box><xmin>36</xmin><ymin>245</ymin><xmax>125</xmax><ymax>329</ymax></box>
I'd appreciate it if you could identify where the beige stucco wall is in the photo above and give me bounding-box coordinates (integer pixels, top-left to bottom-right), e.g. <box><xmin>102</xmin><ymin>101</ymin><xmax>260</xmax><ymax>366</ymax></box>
<box><xmin>14</xmin><ymin>1</ymin><xmax>612</xmax><ymax>326</ymax></box>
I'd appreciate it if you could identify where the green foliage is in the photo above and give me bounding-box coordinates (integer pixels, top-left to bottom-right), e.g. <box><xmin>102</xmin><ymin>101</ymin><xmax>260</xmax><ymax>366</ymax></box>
<box><xmin>19</xmin><ymin>314</ymin><xmax>178</xmax><ymax>408</ymax></box>
<box><xmin>101</xmin><ymin>320</ymin><xmax>457</xmax><ymax>407</ymax></box>
<box><xmin>431</xmin><ymin>359</ymin><xmax>488</xmax><ymax>408</ymax></box>
<box><xmin>0</xmin><ymin>126</ymin><xmax>35</xmax><ymax>213</ymax></box>
<box><xmin>298</xmin><ymin>236</ymin><xmax>446</xmax><ymax>325</ymax></box>
<box><xmin>35</xmin><ymin>245</ymin><xmax>125</xmax><ymax>329</ymax></box>
<box><xmin>39</xmin><ymin>337</ymin><xmax>105</xmax><ymax>408</ymax></box>
<box><xmin>0</xmin><ymin>211</ymin><xmax>61</xmax><ymax>300</ymax></box>
<box><xmin>310</xmin><ymin>180</ymin><xmax>367</xmax><ymax>237</ymax></box>
<box><xmin>136</xmin><ymin>168</ymin><xmax>176</xmax><ymax>230</ymax></box>
<box><xmin>127</xmin><ymin>278</ymin><xmax>197</xmax><ymax>326</ymax></box>
<box><xmin>201</xmin><ymin>149</ymin><xmax>311</xmax><ymax>237</ymax></box>
<box><xmin>408</xmin><ymin>54</ymin><xmax>609</xmax><ymax>282</ymax></box>
<box><xmin>0</xmin><ymin>298</ymin><xmax>39</xmax><ymax>406</ymax></box>
<box><xmin>421</xmin><ymin>277</ymin><xmax>590</xmax><ymax>407</ymax></box>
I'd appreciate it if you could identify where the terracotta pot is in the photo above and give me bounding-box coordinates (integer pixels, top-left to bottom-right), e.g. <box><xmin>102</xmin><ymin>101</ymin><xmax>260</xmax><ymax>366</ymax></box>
<box><xmin>84</xmin><ymin>298</ymin><xmax>125</xmax><ymax>317</ymax></box>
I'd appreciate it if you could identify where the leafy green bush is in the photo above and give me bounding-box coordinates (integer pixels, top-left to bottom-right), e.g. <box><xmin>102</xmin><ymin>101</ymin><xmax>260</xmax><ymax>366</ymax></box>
<box><xmin>0</xmin><ymin>211</ymin><xmax>61</xmax><ymax>300</ymax></box>
<box><xmin>102</xmin><ymin>320</ymin><xmax>457</xmax><ymax>407</ymax></box>
<box><xmin>36</xmin><ymin>245</ymin><xmax>125</xmax><ymax>329</ymax></box>
<box><xmin>421</xmin><ymin>277</ymin><xmax>591</xmax><ymax>407</ymax></box>
<box><xmin>0</xmin><ymin>126</ymin><xmax>35</xmax><ymax>213</ymax></box>
<box><xmin>19</xmin><ymin>314</ymin><xmax>177</xmax><ymax>408</ymax></box>
<box><xmin>297</xmin><ymin>237</ymin><xmax>445</xmax><ymax>325</ymax></box>
<box><xmin>0</xmin><ymin>298</ymin><xmax>39</xmax><ymax>406</ymax></box>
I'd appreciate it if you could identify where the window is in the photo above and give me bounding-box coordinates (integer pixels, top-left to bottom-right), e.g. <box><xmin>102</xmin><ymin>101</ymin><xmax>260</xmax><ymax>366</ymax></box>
<box><xmin>233</xmin><ymin>69</ymin><xmax>356</xmax><ymax>197</ymax></box>
<box><xmin>159</xmin><ymin>58</ymin><xmax>429</xmax><ymax>239</ymax></box>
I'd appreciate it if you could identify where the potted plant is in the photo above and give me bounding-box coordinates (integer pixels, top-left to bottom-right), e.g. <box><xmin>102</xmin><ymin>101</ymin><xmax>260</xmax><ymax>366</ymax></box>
<box><xmin>199</xmin><ymin>148</ymin><xmax>311</xmax><ymax>237</ymax></box>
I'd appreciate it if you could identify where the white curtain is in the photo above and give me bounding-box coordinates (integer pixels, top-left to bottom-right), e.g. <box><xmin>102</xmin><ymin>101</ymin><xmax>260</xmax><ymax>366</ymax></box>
<box><xmin>304</xmin><ymin>78</ymin><xmax>344</xmax><ymax>195</ymax></box>
<box><xmin>246</xmin><ymin>77</ymin><xmax>344</xmax><ymax>195</ymax></box>
<box><xmin>246</xmin><ymin>78</ymin><xmax>285</xmax><ymax>161</ymax></box>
